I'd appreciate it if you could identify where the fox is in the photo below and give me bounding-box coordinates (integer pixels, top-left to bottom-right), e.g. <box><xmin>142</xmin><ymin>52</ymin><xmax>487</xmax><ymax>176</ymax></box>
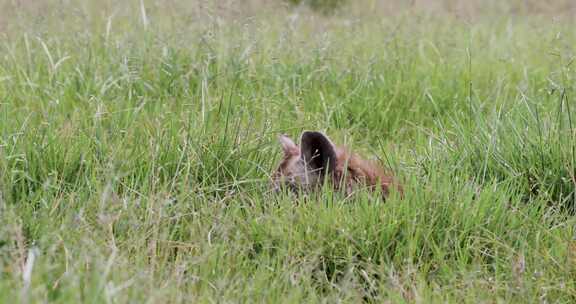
<box><xmin>271</xmin><ymin>131</ymin><xmax>402</xmax><ymax>199</ymax></box>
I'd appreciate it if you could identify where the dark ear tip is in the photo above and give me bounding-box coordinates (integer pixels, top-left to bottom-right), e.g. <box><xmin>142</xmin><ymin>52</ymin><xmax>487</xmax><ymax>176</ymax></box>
<box><xmin>300</xmin><ymin>130</ymin><xmax>337</xmax><ymax>169</ymax></box>
<box><xmin>301</xmin><ymin>130</ymin><xmax>317</xmax><ymax>135</ymax></box>
<box><xmin>300</xmin><ymin>131</ymin><xmax>330</xmax><ymax>143</ymax></box>
<box><xmin>300</xmin><ymin>130</ymin><xmax>314</xmax><ymax>139</ymax></box>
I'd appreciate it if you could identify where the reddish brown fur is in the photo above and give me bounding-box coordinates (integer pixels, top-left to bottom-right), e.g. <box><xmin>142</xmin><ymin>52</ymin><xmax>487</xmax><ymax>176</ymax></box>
<box><xmin>272</xmin><ymin>132</ymin><xmax>402</xmax><ymax>198</ymax></box>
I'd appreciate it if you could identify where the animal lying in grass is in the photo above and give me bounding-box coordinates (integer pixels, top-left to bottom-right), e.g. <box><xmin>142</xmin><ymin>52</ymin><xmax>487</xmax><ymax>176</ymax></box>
<box><xmin>272</xmin><ymin>131</ymin><xmax>402</xmax><ymax>199</ymax></box>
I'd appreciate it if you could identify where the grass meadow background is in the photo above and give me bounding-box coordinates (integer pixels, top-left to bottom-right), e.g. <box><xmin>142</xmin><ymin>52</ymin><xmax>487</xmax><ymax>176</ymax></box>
<box><xmin>0</xmin><ymin>0</ymin><xmax>575</xmax><ymax>302</ymax></box>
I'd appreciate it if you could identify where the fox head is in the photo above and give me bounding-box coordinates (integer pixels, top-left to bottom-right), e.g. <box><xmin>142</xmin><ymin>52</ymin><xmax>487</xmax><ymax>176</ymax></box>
<box><xmin>272</xmin><ymin>131</ymin><xmax>400</xmax><ymax>198</ymax></box>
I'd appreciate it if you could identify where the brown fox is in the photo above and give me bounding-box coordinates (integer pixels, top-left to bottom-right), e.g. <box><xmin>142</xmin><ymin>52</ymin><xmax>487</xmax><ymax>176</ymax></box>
<box><xmin>272</xmin><ymin>131</ymin><xmax>402</xmax><ymax>198</ymax></box>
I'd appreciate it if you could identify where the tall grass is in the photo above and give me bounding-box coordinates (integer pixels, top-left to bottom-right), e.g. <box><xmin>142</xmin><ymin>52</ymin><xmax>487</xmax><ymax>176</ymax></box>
<box><xmin>0</xmin><ymin>1</ymin><xmax>575</xmax><ymax>302</ymax></box>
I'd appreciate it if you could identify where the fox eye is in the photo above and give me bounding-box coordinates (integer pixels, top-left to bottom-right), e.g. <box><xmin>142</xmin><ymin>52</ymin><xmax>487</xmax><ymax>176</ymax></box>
<box><xmin>347</xmin><ymin>167</ymin><xmax>362</xmax><ymax>182</ymax></box>
<box><xmin>346</xmin><ymin>167</ymin><xmax>356</xmax><ymax>176</ymax></box>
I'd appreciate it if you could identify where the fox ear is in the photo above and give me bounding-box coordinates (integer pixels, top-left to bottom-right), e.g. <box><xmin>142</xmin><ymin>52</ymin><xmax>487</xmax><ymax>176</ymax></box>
<box><xmin>279</xmin><ymin>134</ymin><xmax>299</xmax><ymax>156</ymax></box>
<box><xmin>300</xmin><ymin>131</ymin><xmax>337</xmax><ymax>175</ymax></box>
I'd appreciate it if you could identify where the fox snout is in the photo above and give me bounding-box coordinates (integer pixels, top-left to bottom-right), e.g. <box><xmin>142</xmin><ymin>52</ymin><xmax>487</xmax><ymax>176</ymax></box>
<box><xmin>271</xmin><ymin>131</ymin><xmax>402</xmax><ymax>198</ymax></box>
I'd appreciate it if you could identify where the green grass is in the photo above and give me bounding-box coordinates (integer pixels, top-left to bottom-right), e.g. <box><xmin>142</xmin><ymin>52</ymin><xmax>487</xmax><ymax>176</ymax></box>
<box><xmin>1</xmin><ymin>1</ymin><xmax>576</xmax><ymax>302</ymax></box>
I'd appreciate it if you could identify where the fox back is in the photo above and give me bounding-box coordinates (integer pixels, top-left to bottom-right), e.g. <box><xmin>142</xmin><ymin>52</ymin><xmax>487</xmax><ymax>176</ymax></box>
<box><xmin>272</xmin><ymin>131</ymin><xmax>401</xmax><ymax>198</ymax></box>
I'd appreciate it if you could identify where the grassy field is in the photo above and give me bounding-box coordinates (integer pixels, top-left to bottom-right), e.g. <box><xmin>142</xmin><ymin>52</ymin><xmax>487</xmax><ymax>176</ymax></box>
<box><xmin>1</xmin><ymin>0</ymin><xmax>575</xmax><ymax>302</ymax></box>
